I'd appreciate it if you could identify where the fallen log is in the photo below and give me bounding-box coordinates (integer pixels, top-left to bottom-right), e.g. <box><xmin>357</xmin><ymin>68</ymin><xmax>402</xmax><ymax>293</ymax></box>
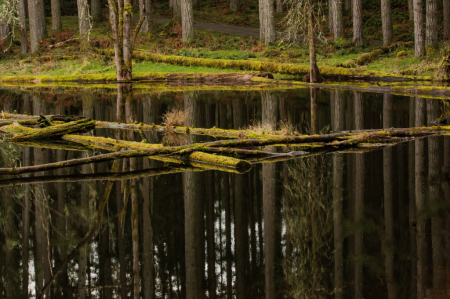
<box><xmin>7</xmin><ymin>119</ymin><xmax>95</xmax><ymax>142</ymax></box>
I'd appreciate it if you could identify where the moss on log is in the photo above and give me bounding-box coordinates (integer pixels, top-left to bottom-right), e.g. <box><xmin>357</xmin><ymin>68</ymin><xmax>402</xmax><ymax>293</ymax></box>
<box><xmin>7</xmin><ymin>119</ymin><xmax>95</xmax><ymax>142</ymax></box>
<box><xmin>186</xmin><ymin>152</ymin><xmax>251</xmax><ymax>169</ymax></box>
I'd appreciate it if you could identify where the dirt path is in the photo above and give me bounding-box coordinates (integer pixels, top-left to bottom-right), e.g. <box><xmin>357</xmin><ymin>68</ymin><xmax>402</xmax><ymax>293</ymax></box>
<box><xmin>153</xmin><ymin>17</ymin><xmax>261</xmax><ymax>37</ymax></box>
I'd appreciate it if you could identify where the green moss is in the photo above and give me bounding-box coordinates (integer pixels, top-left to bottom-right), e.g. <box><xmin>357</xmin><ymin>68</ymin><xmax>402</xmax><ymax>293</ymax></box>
<box><xmin>397</xmin><ymin>51</ymin><xmax>407</xmax><ymax>58</ymax></box>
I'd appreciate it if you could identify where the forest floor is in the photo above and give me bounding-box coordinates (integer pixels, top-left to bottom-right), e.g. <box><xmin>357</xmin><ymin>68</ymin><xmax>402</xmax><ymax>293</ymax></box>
<box><xmin>0</xmin><ymin>3</ymin><xmax>444</xmax><ymax>80</ymax></box>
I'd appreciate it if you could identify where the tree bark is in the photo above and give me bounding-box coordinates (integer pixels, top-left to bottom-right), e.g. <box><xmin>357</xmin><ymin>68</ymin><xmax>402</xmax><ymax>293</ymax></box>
<box><xmin>331</xmin><ymin>0</ymin><xmax>343</xmax><ymax>40</ymax></box>
<box><xmin>259</xmin><ymin>0</ymin><xmax>265</xmax><ymax>41</ymax></box>
<box><xmin>445</xmin><ymin>0</ymin><xmax>450</xmax><ymax>39</ymax></box>
<box><xmin>51</xmin><ymin>0</ymin><xmax>62</xmax><ymax>31</ymax></box>
<box><xmin>353</xmin><ymin>0</ymin><xmax>363</xmax><ymax>45</ymax></box>
<box><xmin>262</xmin><ymin>0</ymin><xmax>276</xmax><ymax>45</ymax></box>
<box><xmin>91</xmin><ymin>0</ymin><xmax>102</xmax><ymax>20</ymax></box>
<box><xmin>173</xmin><ymin>0</ymin><xmax>181</xmax><ymax>18</ymax></box>
<box><xmin>181</xmin><ymin>0</ymin><xmax>194</xmax><ymax>42</ymax></box>
<box><xmin>28</xmin><ymin>0</ymin><xmax>46</xmax><ymax>52</ymax></box>
<box><xmin>328</xmin><ymin>0</ymin><xmax>334</xmax><ymax>35</ymax></box>
<box><xmin>77</xmin><ymin>0</ymin><xmax>91</xmax><ymax>50</ymax></box>
<box><xmin>381</xmin><ymin>0</ymin><xmax>394</xmax><ymax>46</ymax></box>
<box><xmin>308</xmin><ymin>7</ymin><xmax>321</xmax><ymax>83</ymax></box>
<box><xmin>230</xmin><ymin>0</ymin><xmax>239</xmax><ymax>12</ymax></box>
<box><xmin>414</xmin><ymin>0</ymin><xmax>425</xmax><ymax>57</ymax></box>
<box><xmin>18</xmin><ymin>0</ymin><xmax>28</xmax><ymax>54</ymax></box>
<box><xmin>408</xmin><ymin>0</ymin><xmax>414</xmax><ymax>21</ymax></box>
<box><xmin>276</xmin><ymin>0</ymin><xmax>282</xmax><ymax>13</ymax></box>
<box><xmin>425</xmin><ymin>0</ymin><xmax>438</xmax><ymax>46</ymax></box>
<box><xmin>140</xmin><ymin>0</ymin><xmax>152</xmax><ymax>33</ymax></box>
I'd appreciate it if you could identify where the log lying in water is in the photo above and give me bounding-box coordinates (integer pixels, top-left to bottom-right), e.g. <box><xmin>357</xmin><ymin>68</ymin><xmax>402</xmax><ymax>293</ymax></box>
<box><xmin>7</xmin><ymin>119</ymin><xmax>95</xmax><ymax>142</ymax></box>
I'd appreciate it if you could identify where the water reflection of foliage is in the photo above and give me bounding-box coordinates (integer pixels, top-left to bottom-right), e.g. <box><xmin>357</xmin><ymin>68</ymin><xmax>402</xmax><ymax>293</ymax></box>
<box><xmin>0</xmin><ymin>140</ymin><xmax>22</xmax><ymax>168</ymax></box>
<box><xmin>283</xmin><ymin>155</ymin><xmax>333</xmax><ymax>298</ymax></box>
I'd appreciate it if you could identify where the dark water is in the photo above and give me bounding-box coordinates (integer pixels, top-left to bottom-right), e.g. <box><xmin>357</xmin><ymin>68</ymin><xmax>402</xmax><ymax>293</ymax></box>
<box><xmin>0</xmin><ymin>87</ymin><xmax>449</xmax><ymax>299</ymax></box>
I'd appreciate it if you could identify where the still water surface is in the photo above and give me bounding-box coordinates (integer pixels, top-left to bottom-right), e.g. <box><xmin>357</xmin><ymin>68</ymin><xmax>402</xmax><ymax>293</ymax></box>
<box><xmin>0</xmin><ymin>87</ymin><xmax>448</xmax><ymax>299</ymax></box>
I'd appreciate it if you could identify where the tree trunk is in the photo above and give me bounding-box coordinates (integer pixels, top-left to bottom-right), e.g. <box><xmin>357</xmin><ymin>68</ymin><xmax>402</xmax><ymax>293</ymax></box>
<box><xmin>353</xmin><ymin>0</ymin><xmax>363</xmax><ymax>45</ymax></box>
<box><xmin>425</xmin><ymin>0</ymin><xmax>438</xmax><ymax>46</ymax></box>
<box><xmin>445</xmin><ymin>0</ymin><xmax>450</xmax><ymax>39</ymax></box>
<box><xmin>91</xmin><ymin>0</ymin><xmax>102</xmax><ymax>20</ymax></box>
<box><xmin>328</xmin><ymin>0</ymin><xmax>334</xmax><ymax>35</ymax></box>
<box><xmin>262</xmin><ymin>0</ymin><xmax>276</xmax><ymax>45</ymax></box>
<box><xmin>77</xmin><ymin>0</ymin><xmax>91</xmax><ymax>50</ymax></box>
<box><xmin>230</xmin><ymin>0</ymin><xmax>239</xmax><ymax>12</ymax></box>
<box><xmin>331</xmin><ymin>0</ymin><xmax>343</xmax><ymax>40</ymax></box>
<box><xmin>259</xmin><ymin>0</ymin><xmax>265</xmax><ymax>41</ymax></box>
<box><xmin>381</xmin><ymin>0</ymin><xmax>393</xmax><ymax>46</ymax></box>
<box><xmin>308</xmin><ymin>8</ymin><xmax>321</xmax><ymax>83</ymax></box>
<box><xmin>181</xmin><ymin>0</ymin><xmax>194</xmax><ymax>42</ymax></box>
<box><xmin>173</xmin><ymin>0</ymin><xmax>181</xmax><ymax>18</ymax></box>
<box><xmin>408</xmin><ymin>0</ymin><xmax>414</xmax><ymax>21</ymax></box>
<box><xmin>22</xmin><ymin>146</ymin><xmax>31</xmax><ymax>296</ymax></box>
<box><xmin>414</xmin><ymin>0</ymin><xmax>425</xmax><ymax>57</ymax></box>
<box><xmin>28</xmin><ymin>0</ymin><xmax>46</xmax><ymax>52</ymax></box>
<box><xmin>140</xmin><ymin>0</ymin><xmax>152</xmax><ymax>33</ymax></box>
<box><xmin>276</xmin><ymin>0</ymin><xmax>282</xmax><ymax>13</ymax></box>
<box><xmin>51</xmin><ymin>0</ymin><xmax>62</xmax><ymax>31</ymax></box>
<box><xmin>18</xmin><ymin>0</ymin><xmax>28</xmax><ymax>54</ymax></box>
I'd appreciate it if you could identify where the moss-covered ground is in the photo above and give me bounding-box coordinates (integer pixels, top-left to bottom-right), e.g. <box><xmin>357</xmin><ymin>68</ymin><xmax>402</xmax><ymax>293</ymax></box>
<box><xmin>0</xmin><ymin>0</ymin><xmax>444</xmax><ymax>79</ymax></box>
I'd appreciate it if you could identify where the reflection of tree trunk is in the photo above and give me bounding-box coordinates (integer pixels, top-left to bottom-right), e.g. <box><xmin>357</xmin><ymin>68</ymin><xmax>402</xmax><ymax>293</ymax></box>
<box><xmin>262</xmin><ymin>92</ymin><xmax>278</xmax><ymax>299</ymax></box>
<box><xmin>207</xmin><ymin>173</ymin><xmax>216</xmax><ymax>299</ymax></box>
<box><xmin>426</xmin><ymin>99</ymin><xmax>446</xmax><ymax>290</ymax></box>
<box><xmin>408</xmin><ymin>97</ymin><xmax>417</xmax><ymax>299</ymax></box>
<box><xmin>22</xmin><ymin>145</ymin><xmax>31</xmax><ymax>296</ymax></box>
<box><xmin>383</xmin><ymin>94</ymin><xmax>395</xmax><ymax>299</ymax></box>
<box><xmin>4</xmin><ymin>186</ymin><xmax>17</xmax><ymax>298</ymax></box>
<box><xmin>445</xmin><ymin>104</ymin><xmax>450</xmax><ymax>290</ymax></box>
<box><xmin>415</xmin><ymin>97</ymin><xmax>427</xmax><ymax>299</ymax></box>
<box><xmin>184</xmin><ymin>92</ymin><xmax>205</xmax><ymax>299</ymax></box>
<box><xmin>33</xmin><ymin>96</ymin><xmax>52</xmax><ymax>299</ymax></box>
<box><xmin>142</xmin><ymin>156</ymin><xmax>155</xmax><ymax>299</ymax></box>
<box><xmin>331</xmin><ymin>89</ymin><xmax>344</xmax><ymax>299</ymax></box>
<box><xmin>354</xmin><ymin>91</ymin><xmax>364</xmax><ymax>299</ymax></box>
<box><xmin>311</xmin><ymin>88</ymin><xmax>318</xmax><ymax>134</ymax></box>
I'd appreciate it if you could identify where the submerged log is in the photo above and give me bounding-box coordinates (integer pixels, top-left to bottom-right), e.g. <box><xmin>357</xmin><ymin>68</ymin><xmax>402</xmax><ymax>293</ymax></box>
<box><xmin>7</xmin><ymin>119</ymin><xmax>95</xmax><ymax>142</ymax></box>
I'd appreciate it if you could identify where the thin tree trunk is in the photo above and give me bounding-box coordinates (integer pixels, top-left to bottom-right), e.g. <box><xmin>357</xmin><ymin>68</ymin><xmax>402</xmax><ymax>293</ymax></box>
<box><xmin>276</xmin><ymin>0</ymin><xmax>282</xmax><ymax>13</ymax></box>
<box><xmin>28</xmin><ymin>0</ymin><xmax>46</xmax><ymax>52</ymax></box>
<box><xmin>77</xmin><ymin>0</ymin><xmax>91</xmax><ymax>50</ymax></box>
<box><xmin>91</xmin><ymin>0</ymin><xmax>102</xmax><ymax>20</ymax></box>
<box><xmin>181</xmin><ymin>0</ymin><xmax>194</xmax><ymax>42</ymax></box>
<box><xmin>51</xmin><ymin>0</ymin><xmax>62</xmax><ymax>30</ymax></box>
<box><xmin>331</xmin><ymin>0</ymin><xmax>343</xmax><ymax>40</ymax></box>
<box><xmin>123</xmin><ymin>0</ymin><xmax>132</xmax><ymax>80</ymax></box>
<box><xmin>445</xmin><ymin>0</ymin><xmax>450</xmax><ymax>39</ymax></box>
<box><xmin>329</xmin><ymin>0</ymin><xmax>334</xmax><ymax>35</ymax></box>
<box><xmin>408</xmin><ymin>0</ymin><xmax>414</xmax><ymax>21</ymax></box>
<box><xmin>414</xmin><ymin>0</ymin><xmax>425</xmax><ymax>57</ymax></box>
<box><xmin>262</xmin><ymin>0</ymin><xmax>276</xmax><ymax>45</ymax></box>
<box><xmin>140</xmin><ymin>0</ymin><xmax>152</xmax><ymax>33</ymax></box>
<box><xmin>259</xmin><ymin>0</ymin><xmax>265</xmax><ymax>41</ymax></box>
<box><xmin>353</xmin><ymin>0</ymin><xmax>363</xmax><ymax>45</ymax></box>
<box><xmin>230</xmin><ymin>0</ymin><xmax>239</xmax><ymax>12</ymax></box>
<box><xmin>381</xmin><ymin>0</ymin><xmax>394</xmax><ymax>46</ymax></box>
<box><xmin>425</xmin><ymin>0</ymin><xmax>438</xmax><ymax>46</ymax></box>
<box><xmin>18</xmin><ymin>0</ymin><xmax>28</xmax><ymax>54</ymax></box>
<box><xmin>22</xmin><ymin>146</ymin><xmax>31</xmax><ymax>296</ymax></box>
<box><xmin>142</xmin><ymin>160</ymin><xmax>155</xmax><ymax>299</ymax></box>
<box><xmin>173</xmin><ymin>0</ymin><xmax>181</xmax><ymax>18</ymax></box>
<box><xmin>308</xmin><ymin>7</ymin><xmax>320</xmax><ymax>83</ymax></box>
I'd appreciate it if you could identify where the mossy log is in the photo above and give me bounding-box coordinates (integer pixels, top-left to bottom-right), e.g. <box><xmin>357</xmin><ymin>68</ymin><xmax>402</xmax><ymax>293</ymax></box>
<box><xmin>7</xmin><ymin>119</ymin><xmax>95</xmax><ymax>142</ymax></box>
<box><xmin>91</xmin><ymin>48</ymin><xmax>432</xmax><ymax>82</ymax></box>
<box><xmin>336</xmin><ymin>42</ymin><xmax>413</xmax><ymax>68</ymax></box>
<box><xmin>185</xmin><ymin>152</ymin><xmax>251</xmax><ymax>169</ymax></box>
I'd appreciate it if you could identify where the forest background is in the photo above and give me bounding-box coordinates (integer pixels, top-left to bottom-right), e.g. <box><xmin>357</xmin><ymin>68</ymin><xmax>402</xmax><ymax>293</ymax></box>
<box><xmin>0</xmin><ymin>0</ymin><xmax>447</xmax><ymax>80</ymax></box>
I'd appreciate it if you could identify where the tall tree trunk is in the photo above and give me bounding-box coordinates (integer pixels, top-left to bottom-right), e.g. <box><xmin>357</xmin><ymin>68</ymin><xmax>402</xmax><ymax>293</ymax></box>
<box><xmin>408</xmin><ymin>0</ymin><xmax>414</xmax><ymax>21</ymax></box>
<box><xmin>259</xmin><ymin>0</ymin><xmax>265</xmax><ymax>41</ymax></box>
<box><xmin>28</xmin><ymin>0</ymin><xmax>46</xmax><ymax>52</ymax></box>
<box><xmin>173</xmin><ymin>0</ymin><xmax>181</xmax><ymax>18</ymax></box>
<box><xmin>181</xmin><ymin>0</ymin><xmax>194</xmax><ymax>42</ymax></box>
<box><xmin>414</xmin><ymin>0</ymin><xmax>425</xmax><ymax>57</ymax></box>
<box><xmin>381</xmin><ymin>0</ymin><xmax>394</xmax><ymax>46</ymax></box>
<box><xmin>328</xmin><ymin>0</ymin><xmax>334</xmax><ymax>35</ymax></box>
<box><xmin>330</xmin><ymin>0</ymin><xmax>343</xmax><ymax>40</ymax></box>
<box><xmin>91</xmin><ymin>0</ymin><xmax>102</xmax><ymax>20</ymax></box>
<box><xmin>445</xmin><ymin>0</ymin><xmax>450</xmax><ymax>39</ymax></box>
<box><xmin>408</xmin><ymin>98</ymin><xmax>417</xmax><ymax>299</ymax></box>
<box><xmin>22</xmin><ymin>144</ymin><xmax>31</xmax><ymax>296</ymax></box>
<box><xmin>142</xmin><ymin>159</ymin><xmax>155</xmax><ymax>299</ymax></box>
<box><xmin>140</xmin><ymin>0</ymin><xmax>152</xmax><ymax>33</ymax></box>
<box><xmin>18</xmin><ymin>0</ymin><xmax>28</xmax><ymax>54</ymax></box>
<box><xmin>425</xmin><ymin>0</ymin><xmax>438</xmax><ymax>46</ymax></box>
<box><xmin>230</xmin><ymin>0</ymin><xmax>239</xmax><ymax>12</ymax></box>
<box><xmin>308</xmin><ymin>7</ymin><xmax>321</xmax><ymax>83</ymax></box>
<box><xmin>276</xmin><ymin>0</ymin><xmax>282</xmax><ymax>13</ymax></box>
<box><xmin>262</xmin><ymin>0</ymin><xmax>276</xmax><ymax>45</ymax></box>
<box><xmin>353</xmin><ymin>0</ymin><xmax>363</xmax><ymax>45</ymax></box>
<box><xmin>77</xmin><ymin>0</ymin><xmax>91</xmax><ymax>49</ymax></box>
<box><xmin>51</xmin><ymin>0</ymin><xmax>62</xmax><ymax>31</ymax></box>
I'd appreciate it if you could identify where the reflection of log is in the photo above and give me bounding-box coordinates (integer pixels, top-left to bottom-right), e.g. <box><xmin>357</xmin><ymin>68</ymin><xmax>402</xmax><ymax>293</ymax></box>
<box><xmin>7</xmin><ymin>119</ymin><xmax>95</xmax><ymax>142</ymax></box>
